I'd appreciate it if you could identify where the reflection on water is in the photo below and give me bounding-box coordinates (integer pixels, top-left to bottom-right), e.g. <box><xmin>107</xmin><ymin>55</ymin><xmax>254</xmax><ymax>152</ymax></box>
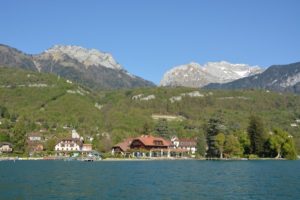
<box><xmin>0</xmin><ymin>160</ymin><xmax>300</xmax><ymax>200</ymax></box>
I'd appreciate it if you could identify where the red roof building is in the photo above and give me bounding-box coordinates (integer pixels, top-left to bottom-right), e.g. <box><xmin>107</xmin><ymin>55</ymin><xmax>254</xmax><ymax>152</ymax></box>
<box><xmin>130</xmin><ymin>135</ymin><xmax>171</xmax><ymax>150</ymax></box>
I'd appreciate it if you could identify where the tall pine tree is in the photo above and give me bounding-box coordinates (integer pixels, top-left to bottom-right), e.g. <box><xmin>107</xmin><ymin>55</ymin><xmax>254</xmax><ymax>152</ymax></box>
<box><xmin>247</xmin><ymin>115</ymin><xmax>267</xmax><ymax>157</ymax></box>
<box><xmin>206</xmin><ymin>116</ymin><xmax>225</xmax><ymax>157</ymax></box>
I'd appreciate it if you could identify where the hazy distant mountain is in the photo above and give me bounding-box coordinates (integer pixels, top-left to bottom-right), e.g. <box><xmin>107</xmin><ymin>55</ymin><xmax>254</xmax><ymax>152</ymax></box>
<box><xmin>160</xmin><ymin>61</ymin><xmax>262</xmax><ymax>88</ymax></box>
<box><xmin>0</xmin><ymin>44</ymin><xmax>155</xmax><ymax>89</ymax></box>
<box><xmin>205</xmin><ymin>62</ymin><xmax>300</xmax><ymax>94</ymax></box>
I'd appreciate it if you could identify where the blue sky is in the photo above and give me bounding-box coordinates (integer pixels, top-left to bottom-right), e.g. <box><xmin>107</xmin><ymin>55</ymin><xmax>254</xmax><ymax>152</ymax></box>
<box><xmin>1</xmin><ymin>0</ymin><xmax>300</xmax><ymax>84</ymax></box>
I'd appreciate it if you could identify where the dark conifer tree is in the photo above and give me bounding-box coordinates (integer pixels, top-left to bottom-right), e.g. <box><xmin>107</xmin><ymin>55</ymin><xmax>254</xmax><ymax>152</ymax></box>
<box><xmin>247</xmin><ymin>115</ymin><xmax>267</xmax><ymax>157</ymax></box>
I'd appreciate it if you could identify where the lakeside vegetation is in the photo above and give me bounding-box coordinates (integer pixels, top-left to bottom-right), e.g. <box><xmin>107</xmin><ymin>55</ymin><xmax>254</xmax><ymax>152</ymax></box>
<box><xmin>0</xmin><ymin>67</ymin><xmax>299</xmax><ymax>159</ymax></box>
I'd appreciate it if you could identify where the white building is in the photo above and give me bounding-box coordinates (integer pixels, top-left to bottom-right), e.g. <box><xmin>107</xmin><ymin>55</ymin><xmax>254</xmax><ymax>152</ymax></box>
<box><xmin>171</xmin><ymin>136</ymin><xmax>197</xmax><ymax>155</ymax></box>
<box><xmin>72</xmin><ymin>129</ymin><xmax>80</xmax><ymax>139</ymax></box>
<box><xmin>55</xmin><ymin>139</ymin><xmax>82</xmax><ymax>151</ymax></box>
<box><xmin>0</xmin><ymin>142</ymin><xmax>13</xmax><ymax>153</ymax></box>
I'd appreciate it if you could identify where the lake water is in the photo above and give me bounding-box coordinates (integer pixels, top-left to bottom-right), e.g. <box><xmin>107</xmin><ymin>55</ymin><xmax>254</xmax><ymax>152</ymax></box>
<box><xmin>0</xmin><ymin>160</ymin><xmax>299</xmax><ymax>200</ymax></box>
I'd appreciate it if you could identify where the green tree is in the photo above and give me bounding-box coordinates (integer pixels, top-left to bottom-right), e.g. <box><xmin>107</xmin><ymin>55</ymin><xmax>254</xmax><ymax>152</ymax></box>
<box><xmin>234</xmin><ymin>130</ymin><xmax>250</xmax><ymax>155</ymax></box>
<box><xmin>247</xmin><ymin>116</ymin><xmax>267</xmax><ymax>157</ymax></box>
<box><xmin>142</xmin><ymin>122</ymin><xmax>151</xmax><ymax>134</ymax></box>
<box><xmin>196</xmin><ymin>131</ymin><xmax>206</xmax><ymax>157</ymax></box>
<box><xmin>224</xmin><ymin>134</ymin><xmax>242</xmax><ymax>157</ymax></box>
<box><xmin>155</xmin><ymin>119</ymin><xmax>169</xmax><ymax>138</ymax></box>
<box><xmin>206</xmin><ymin>116</ymin><xmax>225</xmax><ymax>157</ymax></box>
<box><xmin>269</xmin><ymin>129</ymin><xmax>297</xmax><ymax>159</ymax></box>
<box><xmin>0</xmin><ymin>105</ymin><xmax>10</xmax><ymax>119</ymax></box>
<box><xmin>45</xmin><ymin>138</ymin><xmax>57</xmax><ymax>152</ymax></box>
<box><xmin>215</xmin><ymin>133</ymin><xmax>225</xmax><ymax>158</ymax></box>
<box><xmin>12</xmin><ymin>119</ymin><xmax>27</xmax><ymax>153</ymax></box>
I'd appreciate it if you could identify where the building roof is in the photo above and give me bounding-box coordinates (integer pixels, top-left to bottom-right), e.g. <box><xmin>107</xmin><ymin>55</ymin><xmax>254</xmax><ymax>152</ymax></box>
<box><xmin>113</xmin><ymin>138</ymin><xmax>133</xmax><ymax>152</ymax></box>
<box><xmin>132</xmin><ymin>135</ymin><xmax>171</xmax><ymax>147</ymax></box>
<box><xmin>58</xmin><ymin>138</ymin><xmax>82</xmax><ymax>146</ymax></box>
<box><xmin>178</xmin><ymin>138</ymin><xmax>197</xmax><ymax>147</ymax></box>
<box><xmin>0</xmin><ymin>142</ymin><xmax>13</xmax><ymax>147</ymax></box>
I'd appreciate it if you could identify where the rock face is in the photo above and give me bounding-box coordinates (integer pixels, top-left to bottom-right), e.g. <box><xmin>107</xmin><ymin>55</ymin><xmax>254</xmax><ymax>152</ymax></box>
<box><xmin>205</xmin><ymin>62</ymin><xmax>300</xmax><ymax>94</ymax></box>
<box><xmin>0</xmin><ymin>44</ymin><xmax>155</xmax><ymax>89</ymax></box>
<box><xmin>42</xmin><ymin>45</ymin><xmax>122</xmax><ymax>70</ymax></box>
<box><xmin>160</xmin><ymin>61</ymin><xmax>262</xmax><ymax>88</ymax></box>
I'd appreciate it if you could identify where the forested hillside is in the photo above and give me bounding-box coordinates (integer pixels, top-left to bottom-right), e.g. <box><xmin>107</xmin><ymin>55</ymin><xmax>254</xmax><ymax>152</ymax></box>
<box><xmin>1</xmin><ymin>67</ymin><xmax>300</xmax><ymax>154</ymax></box>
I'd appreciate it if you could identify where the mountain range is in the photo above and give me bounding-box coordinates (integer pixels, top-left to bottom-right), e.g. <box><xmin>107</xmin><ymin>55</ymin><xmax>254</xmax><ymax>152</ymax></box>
<box><xmin>205</xmin><ymin>62</ymin><xmax>300</xmax><ymax>94</ymax></box>
<box><xmin>160</xmin><ymin>61</ymin><xmax>262</xmax><ymax>88</ymax></box>
<box><xmin>0</xmin><ymin>44</ymin><xmax>300</xmax><ymax>94</ymax></box>
<box><xmin>0</xmin><ymin>44</ymin><xmax>155</xmax><ymax>89</ymax></box>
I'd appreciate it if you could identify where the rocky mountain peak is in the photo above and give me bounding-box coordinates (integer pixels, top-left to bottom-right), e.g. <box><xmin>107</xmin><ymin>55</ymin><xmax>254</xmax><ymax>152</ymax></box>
<box><xmin>44</xmin><ymin>45</ymin><xmax>122</xmax><ymax>70</ymax></box>
<box><xmin>160</xmin><ymin>61</ymin><xmax>262</xmax><ymax>88</ymax></box>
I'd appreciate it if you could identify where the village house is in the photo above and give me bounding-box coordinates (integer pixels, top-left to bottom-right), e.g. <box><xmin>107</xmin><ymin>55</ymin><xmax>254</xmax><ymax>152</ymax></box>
<box><xmin>27</xmin><ymin>132</ymin><xmax>44</xmax><ymax>153</ymax></box>
<box><xmin>171</xmin><ymin>136</ymin><xmax>197</xmax><ymax>155</ymax></box>
<box><xmin>111</xmin><ymin>138</ymin><xmax>133</xmax><ymax>156</ymax></box>
<box><xmin>130</xmin><ymin>135</ymin><xmax>171</xmax><ymax>157</ymax></box>
<box><xmin>55</xmin><ymin>138</ymin><xmax>82</xmax><ymax>152</ymax></box>
<box><xmin>111</xmin><ymin>135</ymin><xmax>190</xmax><ymax>158</ymax></box>
<box><xmin>0</xmin><ymin>142</ymin><xmax>13</xmax><ymax>153</ymax></box>
<box><xmin>54</xmin><ymin>130</ymin><xmax>93</xmax><ymax>154</ymax></box>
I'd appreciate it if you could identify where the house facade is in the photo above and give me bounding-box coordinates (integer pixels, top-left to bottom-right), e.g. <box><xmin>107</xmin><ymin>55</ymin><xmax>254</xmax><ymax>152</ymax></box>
<box><xmin>0</xmin><ymin>142</ymin><xmax>13</xmax><ymax>153</ymax></box>
<box><xmin>111</xmin><ymin>135</ymin><xmax>190</xmax><ymax>158</ymax></box>
<box><xmin>54</xmin><ymin>139</ymin><xmax>93</xmax><ymax>153</ymax></box>
<box><xmin>55</xmin><ymin>138</ymin><xmax>82</xmax><ymax>152</ymax></box>
<box><xmin>171</xmin><ymin>136</ymin><xmax>197</xmax><ymax>155</ymax></box>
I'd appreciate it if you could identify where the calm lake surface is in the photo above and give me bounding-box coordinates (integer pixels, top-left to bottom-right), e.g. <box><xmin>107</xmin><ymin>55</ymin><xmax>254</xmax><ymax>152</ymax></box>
<box><xmin>0</xmin><ymin>160</ymin><xmax>300</xmax><ymax>200</ymax></box>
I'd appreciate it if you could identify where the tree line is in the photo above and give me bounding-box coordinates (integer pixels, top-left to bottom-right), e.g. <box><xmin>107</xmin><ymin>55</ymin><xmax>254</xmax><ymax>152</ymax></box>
<box><xmin>205</xmin><ymin>115</ymin><xmax>297</xmax><ymax>159</ymax></box>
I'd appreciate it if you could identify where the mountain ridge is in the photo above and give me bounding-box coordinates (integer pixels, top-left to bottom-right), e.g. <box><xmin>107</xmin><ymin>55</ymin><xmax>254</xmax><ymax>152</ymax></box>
<box><xmin>160</xmin><ymin>61</ymin><xmax>262</xmax><ymax>88</ymax></box>
<box><xmin>205</xmin><ymin>62</ymin><xmax>300</xmax><ymax>94</ymax></box>
<box><xmin>0</xmin><ymin>44</ymin><xmax>155</xmax><ymax>89</ymax></box>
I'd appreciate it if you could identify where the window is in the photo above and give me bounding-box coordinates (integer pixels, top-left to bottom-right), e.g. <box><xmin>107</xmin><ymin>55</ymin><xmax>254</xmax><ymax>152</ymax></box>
<box><xmin>154</xmin><ymin>140</ymin><xmax>163</xmax><ymax>145</ymax></box>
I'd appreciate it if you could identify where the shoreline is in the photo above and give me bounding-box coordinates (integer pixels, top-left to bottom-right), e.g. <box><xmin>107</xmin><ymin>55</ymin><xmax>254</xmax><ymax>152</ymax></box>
<box><xmin>0</xmin><ymin>156</ymin><xmax>291</xmax><ymax>161</ymax></box>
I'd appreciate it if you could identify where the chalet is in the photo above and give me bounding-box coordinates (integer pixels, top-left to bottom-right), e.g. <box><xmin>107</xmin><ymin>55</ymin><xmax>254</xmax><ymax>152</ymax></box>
<box><xmin>130</xmin><ymin>135</ymin><xmax>170</xmax><ymax>150</ymax></box>
<box><xmin>111</xmin><ymin>135</ymin><xmax>192</xmax><ymax>158</ymax></box>
<box><xmin>55</xmin><ymin>138</ymin><xmax>82</xmax><ymax>152</ymax></box>
<box><xmin>0</xmin><ymin>142</ymin><xmax>13</xmax><ymax>153</ymax></box>
<box><xmin>130</xmin><ymin>135</ymin><xmax>172</xmax><ymax>157</ymax></box>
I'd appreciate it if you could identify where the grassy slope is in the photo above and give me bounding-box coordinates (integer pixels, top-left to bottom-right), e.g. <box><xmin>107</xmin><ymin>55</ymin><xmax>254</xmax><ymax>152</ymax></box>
<box><xmin>0</xmin><ymin>67</ymin><xmax>103</xmax><ymax>136</ymax></box>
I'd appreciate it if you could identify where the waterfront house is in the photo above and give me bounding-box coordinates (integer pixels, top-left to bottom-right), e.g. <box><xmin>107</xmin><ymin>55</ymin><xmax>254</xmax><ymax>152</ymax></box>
<box><xmin>55</xmin><ymin>138</ymin><xmax>82</xmax><ymax>152</ymax></box>
<box><xmin>130</xmin><ymin>135</ymin><xmax>170</xmax><ymax>150</ymax></box>
<box><xmin>111</xmin><ymin>135</ymin><xmax>192</xmax><ymax>158</ymax></box>
<box><xmin>0</xmin><ymin>142</ymin><xmax>13</xmax><ymax>153</ymax></box>
<box><xmin>171</xmin><ymin>136</ymin><xmax>197</xmax><ymax>155</ymax></box>
<box><xmin>111</xmin><ymin>138</ymin><xmax>133</xmax><ymax>156</ymax></box>
<box><xmin>130</xmin><ymin>135</ymin><xmax>172</xmax><ymax>157</ymax></box>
